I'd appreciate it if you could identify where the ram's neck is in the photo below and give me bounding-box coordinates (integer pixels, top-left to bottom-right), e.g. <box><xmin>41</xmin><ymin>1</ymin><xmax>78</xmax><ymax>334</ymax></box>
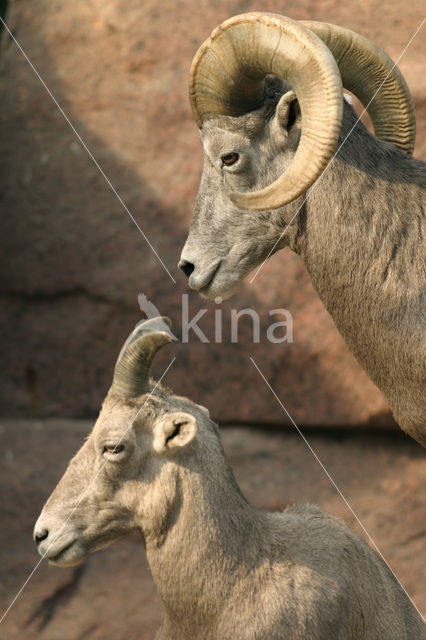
<box><xmin>292</xmin><ymin>108</ymin><xmax>426</xmax><ymax>432</ymax></box>
<box><xmin>143</xmin><ymin>458</ymin><xmax>266</xmax><ymax>638</ymax></box>
<box><xmin>301</xmin><ymin>144</ymin><xmax>422</xmax><ymax>314</ymax></box>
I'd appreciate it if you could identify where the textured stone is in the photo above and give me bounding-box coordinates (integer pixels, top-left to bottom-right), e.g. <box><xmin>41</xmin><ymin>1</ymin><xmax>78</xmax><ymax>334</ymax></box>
<box><xmin>0</xmin><ymin>0</ymin><xmax>424</xmax><ymax>426</ymax></box>
<box><xmin>0</xmin><ymin>420</ymin><xmax>424</xmax><ymax>636</ymax></box>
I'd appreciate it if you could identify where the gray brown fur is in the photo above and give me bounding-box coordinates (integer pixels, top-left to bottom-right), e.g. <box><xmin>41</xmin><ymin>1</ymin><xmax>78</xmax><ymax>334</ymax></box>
<box><xmin>34</xmin><ymin>380</ymin><xmax>425</xmax><ymax>638</ymax></box>
<box><xmin>179</xmin><ymin>87</ymin><xmax>426</xmax><ymax>445</ymax></box>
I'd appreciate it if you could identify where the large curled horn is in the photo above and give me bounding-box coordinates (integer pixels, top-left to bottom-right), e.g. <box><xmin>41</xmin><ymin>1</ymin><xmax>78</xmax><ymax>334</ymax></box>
<box><xmin>109</xmin><ymin>317</ymin><xmax>177</xmax><ymax>399</ymax></box>
<box><xmin>189</xmin><ymin>13</ymin><xmax>416</xmax><ymax>212</ymax></box>
<box><xmin>302</xmin><ymin>20</ymin><xmax>416</xmax><ymax>155</ymax></box>
<box><xmin>189</xmin><ymin>12</ymin><xmax>343</xmax><ymax>211</ymax></box>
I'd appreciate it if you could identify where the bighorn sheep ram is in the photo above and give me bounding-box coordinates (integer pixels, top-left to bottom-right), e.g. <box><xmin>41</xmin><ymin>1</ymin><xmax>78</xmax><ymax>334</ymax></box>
<box><xmin>34</xmin><ymin>318</ymin><xmax>425</xmax><ymax>638</ymax></box>
<box><xmin>178</xmin><ymin>13</ymin><xmax>426</xmax><ymax>446</ymax></box>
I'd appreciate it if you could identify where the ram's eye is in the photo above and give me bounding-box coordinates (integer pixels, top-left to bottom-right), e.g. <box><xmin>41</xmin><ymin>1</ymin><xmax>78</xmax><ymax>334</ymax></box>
<box><xmin>221</xmin><ymin>152</ymin><xmax>239</xmax><ymax>167</ymax></box>
<box><xmin>103</xmin><ymin>444</ymin><xmax>125</xmax><ymax>455</ymax></box>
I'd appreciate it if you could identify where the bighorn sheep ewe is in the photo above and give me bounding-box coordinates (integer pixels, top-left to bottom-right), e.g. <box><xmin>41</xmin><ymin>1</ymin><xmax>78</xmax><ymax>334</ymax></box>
<box><xmin>34</xmin><ymin>318</ymin><xmax>425</xmax><ymax>638</ymax></box>
<box><xmin>179</xmin><ymin>13</ymin><xmax>426</xmax><ymax>446</ymax></box>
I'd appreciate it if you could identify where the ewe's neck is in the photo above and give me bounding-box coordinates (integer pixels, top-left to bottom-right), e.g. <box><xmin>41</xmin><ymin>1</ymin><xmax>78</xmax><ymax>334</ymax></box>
<box><xmin>143</xmin><ymin>456</ymin><xmax>264</xmax><ymax>633</ymax></box>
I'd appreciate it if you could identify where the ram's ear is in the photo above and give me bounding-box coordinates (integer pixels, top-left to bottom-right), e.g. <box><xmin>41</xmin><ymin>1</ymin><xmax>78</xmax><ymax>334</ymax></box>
<box><xmin>196</xmin><ymin>404</ymin><xmax>210</xmax><ymax>418</ymax></box>
<box><xmin>272</xmin><ymin>90</ymin><xmax>301</xmax><ymax>138</ymax></box>
<box><xmin>153</xmin><ymin>412</ymin><xmax>198</xmax><ymax>453</ymax></box>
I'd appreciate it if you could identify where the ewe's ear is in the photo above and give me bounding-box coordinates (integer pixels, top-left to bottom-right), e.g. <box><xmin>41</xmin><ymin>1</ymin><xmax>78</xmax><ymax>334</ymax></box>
<box><xmin>153</xmin><ymin>412</ymin><xmax>198</xmax><ymax>454</ymax></box>
<box><xmin>272</xmin><ymin>90</ymin><xmax>301</xmax><ymax>137</ymax></box>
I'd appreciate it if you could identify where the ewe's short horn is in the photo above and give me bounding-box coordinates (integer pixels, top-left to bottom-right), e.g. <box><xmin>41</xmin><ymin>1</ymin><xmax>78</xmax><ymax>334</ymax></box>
<box><xmin>189</xmin><ymin>12</ymin><xmax>343</xmax><ymax>211</ymax></box>
<box><xmin>110</xmin><ymin>317</ymin><xmax>177</xmax><ymax>399</ymax></box>
<box><xmin>302</xmin><ymin>20</ymin><xmax>416</xmax><ymax>155</ymax></box>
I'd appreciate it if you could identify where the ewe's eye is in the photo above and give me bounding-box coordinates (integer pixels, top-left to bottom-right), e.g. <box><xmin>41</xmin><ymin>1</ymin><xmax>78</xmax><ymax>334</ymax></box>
<box><xmin>221</xmin><ymin>152</ymin><xmax>239</xmax><ymax>167</ymax></box>
<box><xmin>103</xmin><ymin>444</ymin><xmax>125</xmax><ymax>455</ymax></box>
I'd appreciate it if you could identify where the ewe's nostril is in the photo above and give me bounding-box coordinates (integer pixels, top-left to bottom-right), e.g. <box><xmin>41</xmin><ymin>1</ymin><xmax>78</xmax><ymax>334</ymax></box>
<box><xmin>34</xmin><ymin>529</ymin><xmax>49</xmax><ymax>545</ymax></box>
<box><xmin>178</xmin><ymin>259</ymin><xmax>195</xmax><ymax>279</ymax></box>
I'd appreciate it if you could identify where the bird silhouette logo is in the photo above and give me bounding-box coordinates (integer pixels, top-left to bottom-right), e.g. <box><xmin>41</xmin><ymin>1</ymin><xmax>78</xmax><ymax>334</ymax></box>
<box><xmin>137</xmin><ymin>294</ymin><xmax>178</xmax><ymax>340</ymax></box>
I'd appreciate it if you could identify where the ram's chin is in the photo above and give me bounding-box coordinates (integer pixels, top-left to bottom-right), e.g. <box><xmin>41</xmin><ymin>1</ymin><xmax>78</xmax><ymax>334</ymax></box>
<box><xmin>199</xmin><ymin>281</ymin><xmax>239</xmax><ymax>301</ymax></box>
<box><xmin>47</xmin><ymin>545</ymin><xmax>86</xmax><ymax>568</ymax></box>
<box><xmin>49</xmin><ymin>555</ymin><xmax>84</xmax><ymax>568</ymax></box>
<box><xmin>197</xmin><ymin>268</ymin><xmax>242</xmax><ymax>301</ymax></box>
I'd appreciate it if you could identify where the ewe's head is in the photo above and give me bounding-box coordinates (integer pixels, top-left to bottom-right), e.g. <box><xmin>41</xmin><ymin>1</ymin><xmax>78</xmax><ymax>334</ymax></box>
<box><xmin>179</xmin><ymin>12</ymin><xmax>415</xmax><ymax>300</ymax></box>
<box><xmin>33</xmin><ymin>318</ymin><xmax>212</xmax><ymax>567</ymax></box>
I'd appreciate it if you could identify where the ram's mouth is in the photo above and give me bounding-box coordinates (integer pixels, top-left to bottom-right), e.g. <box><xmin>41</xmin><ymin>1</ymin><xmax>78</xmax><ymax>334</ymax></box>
<box><xmin>198</xmin><ymin>260</ymin><xmax>223</xmax><ymax>297</ymax></box>
<box><xmin>46</xmin><ymin>540</ymin><xmax>80</xmax><ymax>566</ymax></box>
<box><xmin>198</xmin><ymin>265</ymin><xmax>240</xmax><ymax>301</ymax></box>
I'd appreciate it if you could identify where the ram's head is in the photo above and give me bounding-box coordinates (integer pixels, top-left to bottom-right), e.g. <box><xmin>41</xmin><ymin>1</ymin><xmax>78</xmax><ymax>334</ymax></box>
<box><xmin>179</xmin><ymin>13</ymin><xmax>415</xmax><ymax>300</ymax></box>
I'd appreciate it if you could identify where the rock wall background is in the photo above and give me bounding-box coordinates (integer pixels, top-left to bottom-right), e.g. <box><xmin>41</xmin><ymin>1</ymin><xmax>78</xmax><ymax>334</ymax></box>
<box><xmin>1</xmin><ymin>0</ymin><xmax>425</xmax><ymax>426</ymax></box>
<box><xmin>1</xmin><ymin>420</ymin><xmax>425</xmax><ymax>637</ymax></box>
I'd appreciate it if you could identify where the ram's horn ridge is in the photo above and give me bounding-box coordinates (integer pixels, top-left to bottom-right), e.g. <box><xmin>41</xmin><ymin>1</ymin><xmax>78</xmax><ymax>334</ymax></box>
<box><xmin>189</xmin><ymin>12</ymin><xmax>344</xmax><ymax>211</ymax></box>
<box><xmin>189</xmin><ymin>13</ymin><xmax>416</xmax><ymax>211</ymax></box>
<box><xmin>302</xmin><ymin>20</ymin><xmax>416</xmax><ymax>154</ymax></box>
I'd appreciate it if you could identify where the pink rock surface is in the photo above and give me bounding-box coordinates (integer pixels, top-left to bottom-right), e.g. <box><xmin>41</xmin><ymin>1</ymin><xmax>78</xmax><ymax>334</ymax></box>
<box><xmin>0</xmin><ymin>0</ymin><xmax>424</xmax><ymax>426</ymax></box>
<box><xmin>0</xmin><ymin>419</ymin><xmax>424</xmax><ymax>637</ymax></box>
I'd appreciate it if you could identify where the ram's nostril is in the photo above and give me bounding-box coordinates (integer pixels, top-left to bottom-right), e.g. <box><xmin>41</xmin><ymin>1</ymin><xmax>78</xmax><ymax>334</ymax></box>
<box><xmin>34</xmin><ymin>529</ymin><xmax>49</xmax><ymax>545</ymax></box>
<box><xmin>178</xmin><ymin>259</ymin><xmax>195</xmax><ymax>279</ymax></box>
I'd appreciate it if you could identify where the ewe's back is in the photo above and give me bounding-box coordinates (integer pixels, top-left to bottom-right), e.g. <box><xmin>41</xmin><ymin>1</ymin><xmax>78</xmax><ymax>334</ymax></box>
<box><xmin>244</xmin><ymin>504</ymin><xmax>425</xmax><ymax>640</ymax></box>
